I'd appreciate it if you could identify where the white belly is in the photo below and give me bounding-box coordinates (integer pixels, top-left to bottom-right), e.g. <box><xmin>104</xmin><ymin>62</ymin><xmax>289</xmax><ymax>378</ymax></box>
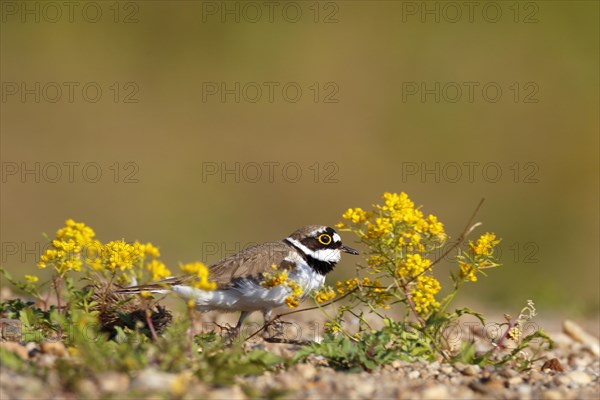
<box><xmin>172</xmin><ymin>259</ymin><xmax>326</xmax><ymax>312</ymax></box>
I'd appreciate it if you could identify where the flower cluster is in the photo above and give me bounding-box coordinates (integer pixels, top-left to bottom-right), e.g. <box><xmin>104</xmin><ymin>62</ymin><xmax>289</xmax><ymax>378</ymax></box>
<box><xmin>314</xmin><ymin>286</ymin><xmax>336</xmax><ymax>303</ymax></box>
<box><xmin>338</xmin><ymin>192</ymin><xmax>446</xmax><ymax>317</ymax></box>
<box><xmin>340</xmin><ymin>192</ymin><xmax>446</xmax><ymax>254</ymax></box>
<box><xmin>103</xmin><ymin>240</ymin><xmax>141</xmax><ymax>272</ymax></box>
<box><xmin>261</xmin><ymin>265</ymin><xmax>303</xmax><ymax>308</ymax></box>
<box><xmin>180</xmin><ymin>262</ymin><xmax>217</xmax><ymax>291</ymax></box>
<box><xmin>411</xmin><ymin>275</ymin><xmax>441</xmax><ymax>315</ymax></box>
<box><xmin>336</xmin><ymin>277</ymin><xmax>391</xmax><ymax>309</ymax></box>
<box><xmin>38</xmin><ymin>219</ymin><xmax>96</xmax><ymax>275</ymax></box>
<box><xmin>458</xmin><ymin>232</ymin><xmax>501</xmax><ymax>283</ymax></box>
<box><xmin>36</xmin><ymin>219</ymin><xmax>184</xmax><ymax>289</ymax></box>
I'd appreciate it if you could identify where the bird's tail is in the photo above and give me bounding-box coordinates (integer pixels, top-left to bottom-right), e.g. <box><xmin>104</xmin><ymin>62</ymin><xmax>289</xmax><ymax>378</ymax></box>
<box><xmin>114</xmin><ymin>274</ymin><xmax>195</xmax><ymax>295</ymax></box>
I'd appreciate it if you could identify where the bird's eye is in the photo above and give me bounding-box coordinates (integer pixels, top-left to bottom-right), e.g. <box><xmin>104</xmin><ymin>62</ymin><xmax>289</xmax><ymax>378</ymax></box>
<box><xmin>318</xmin><ymin>234</ymin><xmax>332</xmax><ymax>245</ymax></box>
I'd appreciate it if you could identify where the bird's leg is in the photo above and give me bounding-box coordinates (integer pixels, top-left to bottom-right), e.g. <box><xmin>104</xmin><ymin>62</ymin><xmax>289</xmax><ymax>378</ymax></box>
<box><xmin>262</xmin><ymin>309</ymin><xmax>273</xmax><ymax>339</ymax></box>
<box><xmin>227</xmin><ymin>311</ymin><xmax>250</xmax><ymax>341</ymax></box>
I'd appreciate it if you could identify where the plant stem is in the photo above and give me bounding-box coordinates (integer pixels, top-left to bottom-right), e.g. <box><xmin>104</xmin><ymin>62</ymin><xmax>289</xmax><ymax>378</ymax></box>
<box><xmin>54</xmin><ymin>275</ymin><xmax>63</xmax><ymax>314</ymax></box>
<box><xmin>407</xmin><ymin>198</ymin><xmax>485</xmax><ymax>285</ymax></box>
<box><xmin>145</xmin><ymin>307</ymin><xmax>158</xmax><ymax>341</ymax></box>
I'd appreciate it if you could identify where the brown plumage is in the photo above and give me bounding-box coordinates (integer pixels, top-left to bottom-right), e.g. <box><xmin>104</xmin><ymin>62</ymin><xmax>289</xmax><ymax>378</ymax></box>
<box><xmin>116</xmin><ymin>241</ymin><xmax>296</xmax><ymax>294</ymax></box>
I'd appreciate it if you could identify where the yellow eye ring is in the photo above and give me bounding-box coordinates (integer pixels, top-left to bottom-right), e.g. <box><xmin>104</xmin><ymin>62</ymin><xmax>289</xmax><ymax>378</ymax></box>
<box><xmin>318</xmin><ymin>234</ymin><xmax>332</xmax><ymax>245</ymax></box>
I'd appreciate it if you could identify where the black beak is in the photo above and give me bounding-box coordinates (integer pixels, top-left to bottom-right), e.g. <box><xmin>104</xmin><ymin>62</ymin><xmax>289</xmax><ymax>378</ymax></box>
<box><xmin>341</xmin><ymin>244</ymin><xmax>359</xmax><ymax>255</ymax></box>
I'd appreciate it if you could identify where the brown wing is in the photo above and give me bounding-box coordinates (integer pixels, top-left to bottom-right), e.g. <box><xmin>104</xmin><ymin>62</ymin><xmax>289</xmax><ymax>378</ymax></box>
<box><xmin>115</xmin><ymin>241</ymin><xmax>294</xmax><ymax>293</ymax></box>
<box><xmin>208</xmin><ymin>241</ymin><xmax>295</xmax><ymax>289</ymax></box>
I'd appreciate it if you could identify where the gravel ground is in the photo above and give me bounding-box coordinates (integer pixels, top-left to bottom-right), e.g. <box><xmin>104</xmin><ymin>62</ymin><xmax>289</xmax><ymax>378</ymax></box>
<box><xmin>1</xmin><ymin>317</ymin><xmax>598</xmax><ymax>399</ymax></box>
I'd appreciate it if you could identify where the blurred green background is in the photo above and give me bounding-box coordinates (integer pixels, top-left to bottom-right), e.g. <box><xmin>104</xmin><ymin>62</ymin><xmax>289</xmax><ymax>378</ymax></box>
<box><xmin>1</xmin><ymin>1</ymin><xmax>598</xmax><ymax>323</ymax></box>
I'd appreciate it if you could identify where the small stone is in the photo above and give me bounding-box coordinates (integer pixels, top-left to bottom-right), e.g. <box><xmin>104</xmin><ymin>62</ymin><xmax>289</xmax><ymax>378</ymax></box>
<box><xmin>563</xmin><ymin>320</ymin><xmax>600</xmax><ymax>356</ymax></box>
<box><xmin>408</xmin><ymin>370</ymin><xmax>420</xmax><ymax>379</ymax></box>
<box><xmin>295</xmin><ymin>363</ymin><xmax>317</xmax><ymax>380</ymax></box>
<box><xmin>76</xmin><ymin>379</ymin><xmax>98</xmax><ymax>397</ymax></box>
<box><xmin>553</xmin><ymin>374</ymin><xmax>571</xmax><ymax>386</ymax></box>
<box><xmin>542</xmin><ymin>358</ymin><xmax>564</xmax><ymax>372</ymax></box>
<box><xmin>275</xmin><ymin>372</ymin><xmax>302</xmax><ymax>391</ymax></box>
<box><xmin>209</xmin><ymin>385</ymin><xmax>245</xmax><ymax>400</ymax></box>
<box><xmin>97</xmin><ymin>372</ymin><xmax>129</xmax><ymax>393</ymax></box>
<box><xmin>528</xmin><ymin>370</ymin><xmax>546</xmax><ymax>383</ymax></box>
<box><xmin>566</xmin><ymin>370</ymin><xmax>592</xmax><ymax>385</ymax></box>
<box><xmin>440</xmin><ymin>365</ymin><xmax>454</xmax><ymax>375</ymax></box>
<box><xmin>0</xmin><ymin>342</ymin><xmax>28</xmax><ymax>360</ymax></box>
<box><xmin>507</xmin><ymin>376</ymin><xmax>523</xmax><ymax>386</ymax></box>
<box><xmin>462</xmin><ymin>365</ymin><xmax>480</xmax><ymax>376</ymax></box>
<box><xmin>131</xmin><ymin>368</ymin><xmax>176</xmax><ymax>391</ymax></box>
<box><xmin>355</xmin><ymin>380</ymin><xmax>375</xmax><ymax>397</ymax></box>
<box><xmin>40</xmin><ymin>341</ymin><xmax>67</xmax><ymax>357</ymax></box>
<box><xmin>541</xmin><ymin>389</ymin><xmax>564</xmax><ymax>400</ymax></box>
<box><xmin>500</xmin><ymin>368</ymin><xmax>519</xmax><ymax>378</ymax></box>
<box><xmin>427</xmin><ymin>361</ymin><xmax>440</xmax><ymax>371</ymax></box>
<box><xmin>516</xmin><ymin>384</ymin><xmax>531</xmax><ymax>395</ymax></box>
<box><xmin>422</xmin><ymin>384</ymin><xmax>449</xmax><ymax>399</ymax></box>
<box><xmin>453</xmin><ymin>362</ymin><xmax>467</xmax><ymax>372</ymax></box>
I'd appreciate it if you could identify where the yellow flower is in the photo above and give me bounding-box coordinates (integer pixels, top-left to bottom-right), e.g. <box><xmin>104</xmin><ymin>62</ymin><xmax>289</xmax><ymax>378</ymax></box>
<box><xmin>470</xmin><ymin>233</ymin><xmax>500</xmax><ymax>257</ymax></box>
<box><xmin>507</xmin><ymin>326</ymin><xmax>521</xmax><ymax>341</ymax></box>
<box><xmin>261</xmin><ymin>268</ymin><xmax>289</xmax><ymax>288</ymax></box>
<box><xmin>315</xmin><ymin>287</ymin><xmax>336</xmax><ymax>303</ymax></box>
<box><xmin>396</xmin><ymin>253</ymin><xmax>432</xmax><ymax>279</ymax></box>
<box><xmin>382</xmin><ymin>192</ymin><xmax>414</xmax><ymax>211</ymax></box>
<box><xmin>425</xmin><ymin>214</ymin><xmax>446</xmax><ymax>238</ymax></box>
<box><xmin>261</xmin><ymin>267</ymin><xmax>304</xmax><ymax>308</ymax></box>
<box><xmin>180</xmin><ymin>262</ymin><xmax>216</xmax><ymax>291</ymax></box>
<box><xmin>324</xmin><ymin>321</ymin><xmax>341</xmax><ymax>334</ymax></box>
<box><xmin>285</xmin><ymin>296</ymin><xmax>299</xmax><ymax>308</ymax></box>
<box><xmin>56</xmin><ymin>219</ymin><xmax>95</xmax><ymax>246</ymax></box>
<box><xmin>410</xmin><ymin>275</ymin><xmax>441</xmax><ymax>316</ymax></box>
<box><xmin>458</xmin><ymin>261</ymin><xmax>478</xmax><ymax>282</ymax></box>
<box><xmin>135</xmin><ymin>241</ymin><xmax>160</xmax><ymax>258</ymax></box>
<box><xmin>287</xmin><ymin>280</ymin><xmax>302</xmax><ymax>298</ymax></box>
<box><xmin>24</xmin><ymin>275</ymin><xmax>38</xmax><ymax>283</ymax></box>
<box><xmin>342</xmin><ymin>207</ymin><xmax>367</xmax><ymax>224</ymax></box>
<box><xmin>146</xmin><ymin>259</ymin><xmax>171</xmax><ymax>281</ymax></box>
<box><xmin>103</xmin><ymin>240</ymin><xmax>140</xmax><ymax>272</ymax></box>
<box><xmin>366</xmin><ymin>217</ymin><xmax>394</xmax><ymax>239</ymax></box>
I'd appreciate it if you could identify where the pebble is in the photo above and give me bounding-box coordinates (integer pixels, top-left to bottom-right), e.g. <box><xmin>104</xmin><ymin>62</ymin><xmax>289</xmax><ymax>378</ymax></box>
<box><xmin>542</xmin><ymin>358</ymin><xmax>564</xmax><ymax>372</ymax></box>
<box><xmin>97</xmin><ymin>372</ymin><xmax>130</xmax><ymax>393</ymax></box>
<box><xmin>453</xmin><ymin>362</ymin><xmax>467</xmax><ymax>372</ymax></box>
<box><xmin>507</xmin><ymin>376</ymin><xmax>523</xmax><ymax>386</ymax></box>
<box><xmin>295</xmin><ymin>363</ymin><xmax>317</xmax><ymax>380</ymax></box>
<box><xmin>563</xmin><ymin>320</ymin><xmax>600</xmax><ymax>356</ymax></box>
<box><xmin>500</xmin><ymin>368</ymin><xmax>519</xmax><ymax>378</ymax></box>
<box><xmin>541</xmin><ymin>389</ymin><xmax>565</xmax><ymax>400</ymax></box>
<box><xmin>40</xmin><ymin>341</ymin><xmax>68</xmax><ymax>357</ymax></box>
<box><xmin>553</xmin><ymin>374</ymin><xmax>572</xmax><ymax>386</ymax></box>
<box><xmin>565</xmin><ymin>371</ymin><xmax>592</xmax><ymax>385</ymax></box>
<box><xmin>0</xmin><ymin>342</ymin><xmax>28</xmax><ymax>360</ymax></box>
<box><xmin>422</xmin><ymin>384</ymin><xmax>449</xmax><ymax>399</ymax></box>
<box><xmin>516</xmin><ymin>384</ymin><xmax>531</xmax><ymax>395</ymax></box>
<box><xmin>440</xmin><ymin>365</ymin><xmax>454</xmax><ymax>374</ymax></box>
<box><xmin>130</xmin><ymin>368</ymin><xmax>177</xmax><ymax>391</ymax></box>
<box><xmin>408</xmin><ymin>370</ymin><xmax>420</xmax><ymax>379</ymax></box>
<box><xmin>208</xmin><ymin>386</ymin><xmax>245</xmax><ymax>400</ymax></box>
<box><xmin>462</xmin><ymin>365</ymin><xmax>480</xmax><ymax>376</ymax></box>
